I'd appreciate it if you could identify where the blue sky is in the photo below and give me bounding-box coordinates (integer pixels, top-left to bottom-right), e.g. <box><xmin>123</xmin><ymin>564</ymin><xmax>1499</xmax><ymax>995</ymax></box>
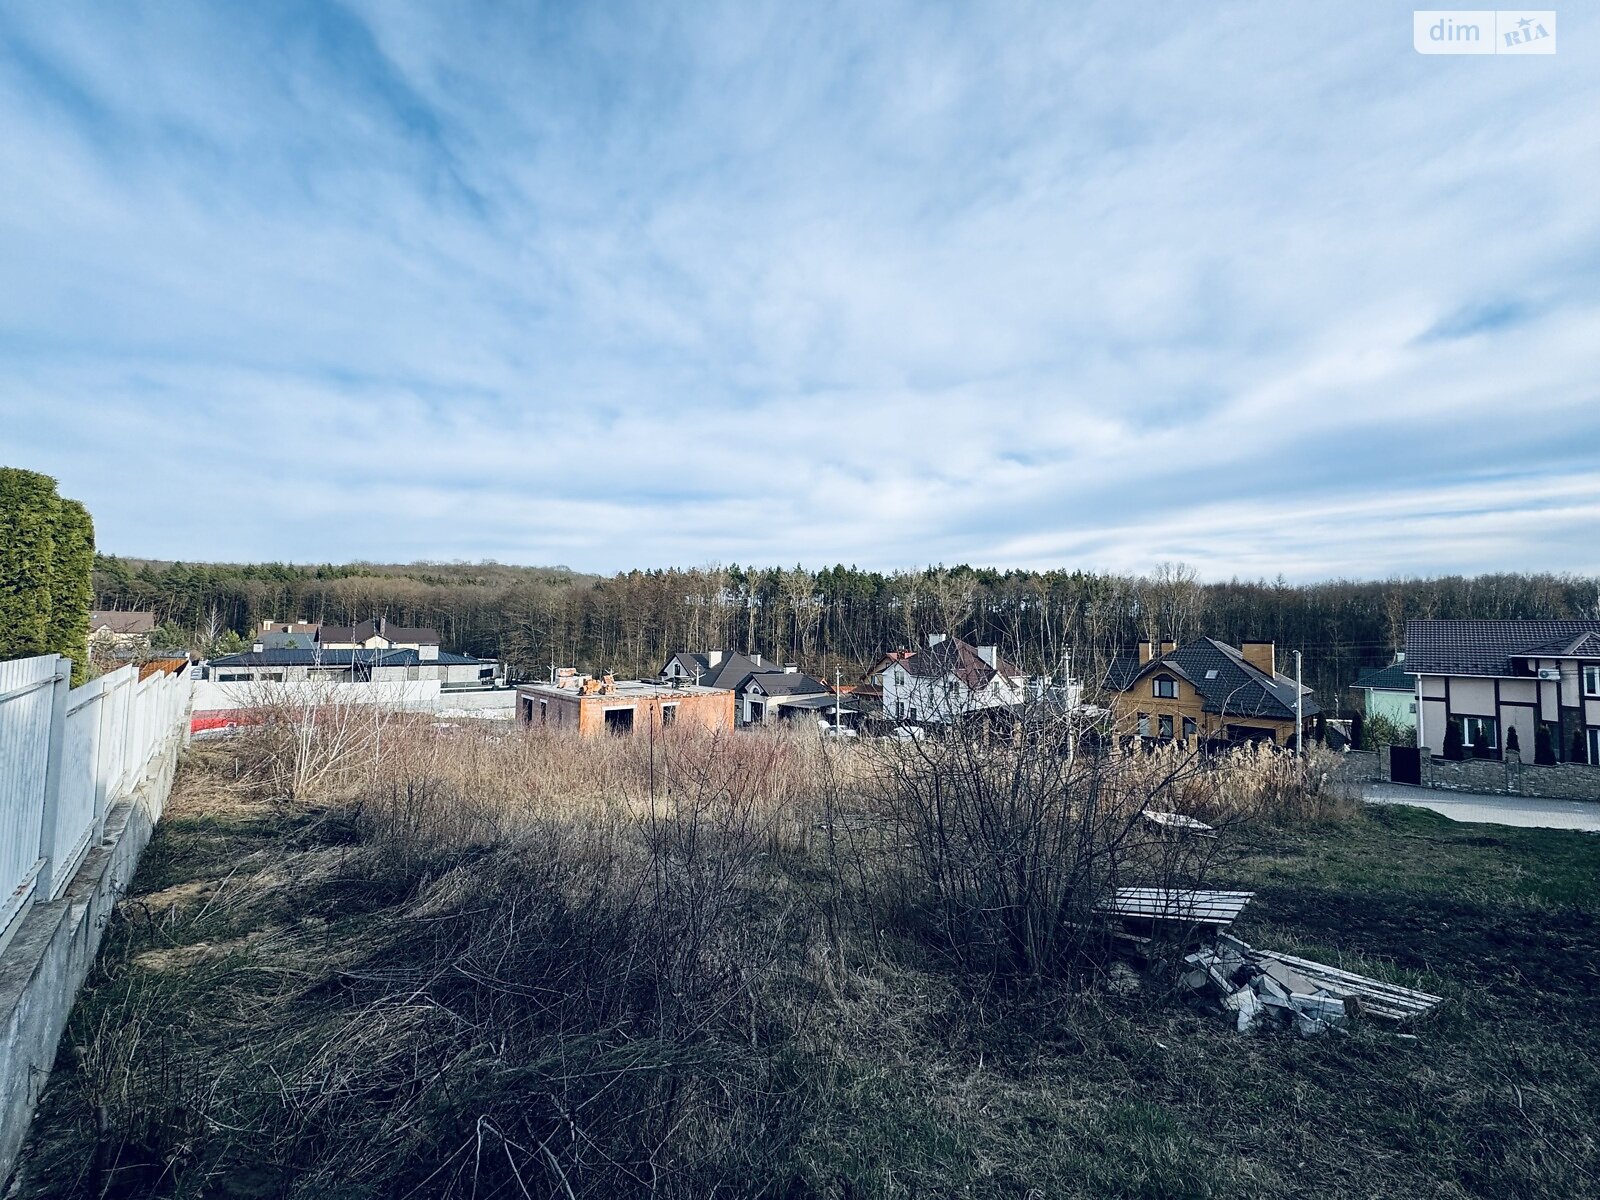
<box><xmin>1</xmin><ymin>2</ymin><xmax>1597</xmax><ymax>579</ymax></box>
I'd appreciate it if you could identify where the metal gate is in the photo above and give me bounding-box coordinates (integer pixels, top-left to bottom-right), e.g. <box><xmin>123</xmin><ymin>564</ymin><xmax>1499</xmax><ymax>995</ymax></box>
<box><xmin>1390</xmin><ymin>745</ymin><xmax>1422</xmax><ymax>786</ymax></box>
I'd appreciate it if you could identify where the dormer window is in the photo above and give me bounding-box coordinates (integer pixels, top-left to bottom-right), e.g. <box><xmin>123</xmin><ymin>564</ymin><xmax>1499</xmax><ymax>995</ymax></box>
<box><xmin>1153</xmin><ymin>674</ymin><xmax>1177</xmax><ymax>699</ymax></box>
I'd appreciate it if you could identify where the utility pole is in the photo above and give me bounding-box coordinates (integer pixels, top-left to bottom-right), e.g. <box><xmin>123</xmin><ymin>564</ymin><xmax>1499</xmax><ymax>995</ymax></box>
<box><xmin>1294</xmin><ymin>649</ymin><xmax>1304</xmax><ymax>760</ymax></box>
<box><xmin>834</xmin><ymin>666</ymin><xmax>841</xmax><ymax>732</ymax></box>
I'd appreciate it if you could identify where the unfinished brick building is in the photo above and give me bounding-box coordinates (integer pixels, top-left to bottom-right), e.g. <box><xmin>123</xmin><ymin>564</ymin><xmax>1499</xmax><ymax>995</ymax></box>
<box><xmin>516</xmin><ymin>670</ymin><xmax>735</xmax><ymax>736</ymax></box>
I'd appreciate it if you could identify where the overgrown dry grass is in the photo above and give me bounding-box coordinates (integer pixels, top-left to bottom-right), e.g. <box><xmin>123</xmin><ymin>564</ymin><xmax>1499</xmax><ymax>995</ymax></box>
<box><xmin>24</xmin><ymin>720</ymin><xmax>1591</xmax><ymax>1200</ymax></box>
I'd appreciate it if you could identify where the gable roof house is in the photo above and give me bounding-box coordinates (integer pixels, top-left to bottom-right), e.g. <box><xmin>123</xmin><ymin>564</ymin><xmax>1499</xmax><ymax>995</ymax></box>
<box><xmin>88</xmin><ymin>610</ymin><xmax>156</xmax><ymax>643</ymax></box>
<box><xmin>319</xmin><ymin>618</ymin><xmax>442</xmax><ymax>651</ymax></box>
<box><xmin>740</xmin><ymin>667</ymin><xmax>837</xmax><ymax>725</ymax></box>
<box><xmin>879</xmin><ymin>635</ymin><xmax>1027</xmax><ymax>725</ymax></box>
<box><xmin>1103</xmin><ymin>638</ymin><xmax>1318</xmax><ymax>748</ymax></box>
<box><xmin>1405</xmin><ymin>619</ymin><xmax>1600</xmax><ymax>765</ymax></box>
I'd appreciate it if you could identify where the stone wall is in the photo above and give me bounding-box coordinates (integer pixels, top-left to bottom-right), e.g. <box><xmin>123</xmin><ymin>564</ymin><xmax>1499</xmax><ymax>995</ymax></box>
<box><xmin>1420</xmin><ymin>751</ymin><xmax>1600</xmax><ymax>801</ymax></box>
<box><xmin>1</xmin><ymin>740</ymin><xmax>180</xmax><ymax>1185</ymax></box>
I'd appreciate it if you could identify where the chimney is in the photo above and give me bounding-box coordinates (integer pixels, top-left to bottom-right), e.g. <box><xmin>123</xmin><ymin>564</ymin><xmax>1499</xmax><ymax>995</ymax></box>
<box><xmin>751</xmin><ymin>653</ymin><xmax>763</xmax><ymax>667</ymax></box>
<box><xmin>1138</xmin><ymin>640</ymin><xmax>1153</xmax><ymax>665</ymax></box>
<box><xmin>252</xmin><ymin>641</ymin><xmax>264</xmax><ymax>654</ymax></box>
<box><xmin>783</xmin><ymin>662</ymin><xmax>798</xmax><ymax>673</ymax></box>
<box><xmin>418</xmin><ymin>643</ymin><xmax>438</xmax><ymax>662</ymax></box>
<box><xmin>1241</xmin><ymin>641</ymin><xmax>1276</xmax><ymax>676</ymax></box>
<box><xmin>976</xmin><ymin>646</ymin><xmax>997</xmax><ymax>667</ymax></box>
<box><xmin>928</xmin><ymin>633</ymin><xmax>948</xmax><ymax>648</ymax></box>
<box><xmin>706</xmin><ymin>650</ymin><xmax>724</xmax><ymax>668</ymax></box>
<box><xmin>1160</xmin><ymin>639</ymin><xmax>1176</xmax><ymax>656</ymax></box>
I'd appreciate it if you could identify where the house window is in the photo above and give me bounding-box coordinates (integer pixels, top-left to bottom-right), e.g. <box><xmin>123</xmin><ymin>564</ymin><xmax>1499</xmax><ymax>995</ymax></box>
<box><xmin>1461</xmin><ymin>716</ymin><xmax>1497</xmax><ymax>753</ymax></box>
<box><xmin>1584</xmin><ymin>666</ymin><xmax>1600</xmax><ymax>698</ymax></box>
<box><xmin>1589</xmin><ymin>728</ymin><xmax>1599</xmax><ymax>765</ymax></box>
<box><xmin>539</xmin><ymin>699</ymin><xmax>548</xmax><ymax>725</ymax></box>
<box><xmin>604</xmin><ymin>708</ymin><xmax>634</xmax><ymax>735</ymax></box>
<box><xmin>662</xmin><ymin>703</ymin><xmax>677</xmax><ymax>727</ymax></box>
<box><xmin>1137</xmin><ymin>712</ymin><xmax>1150</xmax><ymax>737</ymax></box>
<box><xmin>896</xmin><ymin>701</ymin><xmax>905</xmax><ymax>719</ymax></box>
<box><xmin>1183</xmin><ymin>716</ymin><xmax>1197</xmax><ymax>740</ymax></box>
<box><xmin>1158</xmin><ymin>715</ymin><xmax>1174</xmax><ymax>739</ymax></box>
<box><xmin>1153</xmin><ymin>675</ymin><xmax>1177</xmax><ymax>699</ymax></box>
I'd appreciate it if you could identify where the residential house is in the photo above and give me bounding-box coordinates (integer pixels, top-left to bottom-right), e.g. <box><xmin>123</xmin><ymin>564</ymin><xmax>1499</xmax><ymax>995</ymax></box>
<box><xmin>87</xmin><ymin>611</ymin><xmax>156</xmax><ymax>658</ymax></box>
<box><xmin>879</xmin><ymin>634</ymin><xmax>1027</xmax><ymax>725</ymax></box>
<box><xmin>518</xmin><ymin>670</ymin><xmax>734</xmax><ymax>736</ymax></box>
<box><xmin>855</xmin><ymin>651</ymin><xmax>915</xmax><ymax>710</ymax></box>
<box><xmin>319</xmin><ymin>618</ymin><xmax>442</xmax><ymax>651</ymax></box>
<box><xmin>740</xmin><ymin>667</ymin><xmax>837</xmax><ymax>725</ymax></box>
<box><xmin>1103</xmin><ymin>638</ymin><xmax>1318</xmax><ymax>748</ymax></box>
<box><xmin>204</xmin><ymin>647</ymin><xmax>494</xmax><ymax>688</ymax></box>
<box><xmin>1405</xmin><ymin>620</ymin><xmax>1600</xmax><ymax>764</ymax></box>
<box><xmin>660</xmin><ymin>650</ymin><xmax>816</xmax><ymax>725</ymax></box>
<box><xmin>1349</xmin><ymin>655</ymin><xmax>1417</xmax><ymax>735</ymax></box>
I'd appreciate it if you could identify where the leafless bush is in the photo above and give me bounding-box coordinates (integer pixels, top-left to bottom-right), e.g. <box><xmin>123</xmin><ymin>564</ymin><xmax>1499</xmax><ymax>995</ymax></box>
<box><xmin>859</xmin><ymin>708</ymin><xmax>1239</xmax><ymax>978</ymax></box>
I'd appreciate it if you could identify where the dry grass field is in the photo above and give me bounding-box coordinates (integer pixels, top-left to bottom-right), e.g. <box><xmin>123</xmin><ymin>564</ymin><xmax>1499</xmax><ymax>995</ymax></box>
<box><xmin>12</xmin><ymin>716</ymin><xmax>1598</xmax><ymax>1199</ymax></box>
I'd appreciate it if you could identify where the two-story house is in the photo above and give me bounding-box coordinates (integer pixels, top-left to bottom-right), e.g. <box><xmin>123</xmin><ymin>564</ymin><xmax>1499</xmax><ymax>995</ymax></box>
<box><xmin>1103</xmin><ymin>638</ymin><xmax>1317</xmax><ymax>748</ymax></box>
<box><xmin>1405</xmin><ymin>620</ymin><xmax>1600</xmax><ymax>764</ymax></box>
<box><xmin>879</xmin><ymin>635</ymin><xmax>1026</xmax><ymax>724</ymax></box>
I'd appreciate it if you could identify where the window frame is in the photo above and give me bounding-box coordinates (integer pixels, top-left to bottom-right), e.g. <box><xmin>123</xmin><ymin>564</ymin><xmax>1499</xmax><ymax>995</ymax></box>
<box><xmin>1158</xmin><ymin>714</ymin><xmax>1174</xmax><ymax>739</ymax></box>
<box><xmin>1461</xmin><ymin>715</ymin><xmax>1498</xmax><ymax>750</ymax></box>
<box><xmin>1152</xmin><ymin>674</ymin><xmax>1178</xmax><ymax>699</ymax></box>
<box><xmin>1584</xmin><ymin>665</ymin><xmax>1600</xmax><ymax>698</ymax></box>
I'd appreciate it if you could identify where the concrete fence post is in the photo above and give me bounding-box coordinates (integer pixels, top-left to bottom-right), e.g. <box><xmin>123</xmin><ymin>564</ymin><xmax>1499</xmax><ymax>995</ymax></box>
<box><xmin>32</xmin><ymin>655</ymin><xmax>74</xmax><ymax>903</ymax></box>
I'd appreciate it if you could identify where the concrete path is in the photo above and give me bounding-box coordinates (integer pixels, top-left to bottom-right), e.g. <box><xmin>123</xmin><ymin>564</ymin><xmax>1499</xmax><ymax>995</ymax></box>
<box><xmin>1363</xmin><ymin>781</ymin><xmax>1600</xmax><ymax>832</ymax></box>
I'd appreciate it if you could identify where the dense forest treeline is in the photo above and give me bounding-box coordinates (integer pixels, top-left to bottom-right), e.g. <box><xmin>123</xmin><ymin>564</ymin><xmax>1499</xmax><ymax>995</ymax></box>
<box><xmin>93</xmin><ymin>556</ymin><xmax>1600</xmax><ymax>710</ymax></box>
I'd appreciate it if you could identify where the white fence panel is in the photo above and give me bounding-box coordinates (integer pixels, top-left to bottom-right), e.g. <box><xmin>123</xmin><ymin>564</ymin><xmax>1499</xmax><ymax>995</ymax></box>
<box><xmin>51</xmin><ymin>675</ymin><xmax>110</xmax><ymax>891</ymax></box>
<box><xmin>1</xmin><ymin>657</ymin><xmax>60</xmax><ymax>940</ymax></box>
<box><xmin>0</xmin><ymin>655</ymin><xmax>193</xmax><ymax>937</ymax></box>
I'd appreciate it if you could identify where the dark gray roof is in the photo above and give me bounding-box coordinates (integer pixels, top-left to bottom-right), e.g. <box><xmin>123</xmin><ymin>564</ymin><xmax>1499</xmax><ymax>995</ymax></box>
<box><xmin>257</xmin><ymin>631</ymin><xmax>318</xmax><ymax>650</ymax></box>
<box><xmin>903</xmin><ymin>637</ymin><xmax>1021</xmax><ymax>690</ymax></box>
<box><xmin>745</xmin><ymin>671</ymin><xmax>829</xmax><ymax>697</ymax></box>
<box><xmin>1351</xmin><ymin>662</ymin><xmax>1415</xmax><ymax>692</ymax></box>
<box><xmin>321</xmin><ymin>619</ymin><xmax>441</xmax><ymax>645</ymax></box>
<box><xmin>1105</xmin><ymin>638</ymin><xmax>1319</xmax><ymax>721</ymax></box>
<box><xmin>1404</xmin><ymin>620</ymin><xmax>1600</xmax><ymax>677</ymax></box>
<box><xmin>210</xmin><ymin>648</ymin><xmax>481</xmax><ymax>668</ymax></box>
<box><xmin>663</xmin><ymin>651</ymin><xmax>781</xmax><ymax>694</ymax></box>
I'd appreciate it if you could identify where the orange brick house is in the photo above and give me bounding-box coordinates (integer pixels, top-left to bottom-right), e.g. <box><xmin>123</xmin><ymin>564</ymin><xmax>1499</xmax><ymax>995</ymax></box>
<box><xmin>1103</xmin><ymin>638</ymin><xmax>1318</xmax><ymax>749</ymax></box>
<box><xmin>516</xmin><ymin>670</ymin><xmax>735</xmax><ymax>736</ymax></box>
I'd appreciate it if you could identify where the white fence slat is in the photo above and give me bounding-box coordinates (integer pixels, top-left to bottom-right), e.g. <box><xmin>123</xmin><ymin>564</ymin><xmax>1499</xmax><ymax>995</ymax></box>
<box><xmin>0</xmin><ymin>655</ymin><xmax>193</xmax><ymax>925</ymax></box>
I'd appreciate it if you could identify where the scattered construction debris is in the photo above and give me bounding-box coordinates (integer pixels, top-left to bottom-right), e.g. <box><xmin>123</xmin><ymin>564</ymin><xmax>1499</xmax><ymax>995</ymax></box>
<box><xmin>1141</xmin><ymin>809</ymin><xmax>1217</xmax><ymax>837</ymax></box>
<box><xmin>1097</xmin><ymin>888</ymin><xmax>1254</xmax><ymax>930</ymax></box>
<box><xmin>1182</xmin><ymin>933</ymin><xmax>1443</xmax><ymax>1035</ymax></box>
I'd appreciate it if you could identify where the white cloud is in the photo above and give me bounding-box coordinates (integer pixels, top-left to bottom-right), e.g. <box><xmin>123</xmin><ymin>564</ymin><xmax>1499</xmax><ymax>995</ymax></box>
<box><xmin>0</xmin><ymin>1</ymin><xmax>1597</xmax><ymax>578</ymax></box>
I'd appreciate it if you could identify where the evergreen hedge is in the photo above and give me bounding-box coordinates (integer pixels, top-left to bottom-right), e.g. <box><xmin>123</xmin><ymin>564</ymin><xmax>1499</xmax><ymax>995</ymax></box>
<box><xmin>51</xmin><ymin>499</ymin><xmax>97</xmax><ymax>684</ymax></box>
<box><xmin>0</xmin><ymin>467</ymin><xmax>96</xmax><ymax>679</ymax></box>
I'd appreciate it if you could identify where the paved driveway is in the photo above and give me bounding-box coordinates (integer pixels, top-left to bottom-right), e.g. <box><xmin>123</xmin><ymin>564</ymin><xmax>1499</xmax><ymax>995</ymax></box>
<box><xmin>1364</xmin><ymin>781</ymin><xmax>1600</xmax><ymax>832</ymax></box>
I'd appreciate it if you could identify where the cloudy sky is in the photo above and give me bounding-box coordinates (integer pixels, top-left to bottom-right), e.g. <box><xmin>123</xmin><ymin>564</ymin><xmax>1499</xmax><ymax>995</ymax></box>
<box><xmin>2</xmin><ymin>3</ymin><xmax>1597</xmax><ymax>579</ymax></box>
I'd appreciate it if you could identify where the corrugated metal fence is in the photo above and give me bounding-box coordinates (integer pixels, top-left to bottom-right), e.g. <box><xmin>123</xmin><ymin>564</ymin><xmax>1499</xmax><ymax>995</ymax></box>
<box><xmin>0</xmin><ymin>655</ymin><xmax>192</xmax><ymax>954</ymax></box>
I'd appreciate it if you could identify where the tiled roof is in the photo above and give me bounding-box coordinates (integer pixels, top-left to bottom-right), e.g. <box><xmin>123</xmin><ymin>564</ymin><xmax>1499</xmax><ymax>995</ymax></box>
<box><xmin>321</xmin><ymin>619</ymin><xmax>441</xmax><ymax>645</ymax></box>
<box><xmin>746</xmin><ymin>670</ymin><xmax>829</xmax><ymax>697</ymax></box>
<box><xmin>1404</xmin><ymin>620</ymin><xmax>1600</xmax><ymax>677</ymax></box>
<box><xmin>664</xmin><ymin>651</ymin><xmax>780</xmax><ymax>694</ymax></box>
<box><xmin>1351</xmin><ymin>662</ymin><xmax>1415</xmax><ymax>692</ymax></box>
<box><xmin>210</xmin><ymin>648</ymin><xmax>482</xmax><ymax>667</ymax></box>
<box><xmin>903</xmin><ymin>637</ymin><xmax>1022</xmax><ymax>691</ymax></box>
<box><xmin>1104</xmin><ymin>638</ymin><xmax>1319</xmax><ymax>721</ymax></box>
<box><xmin>89</xmin><ymin>610</ymin><xmax>156</xmax><ymax>634</ymax></box>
